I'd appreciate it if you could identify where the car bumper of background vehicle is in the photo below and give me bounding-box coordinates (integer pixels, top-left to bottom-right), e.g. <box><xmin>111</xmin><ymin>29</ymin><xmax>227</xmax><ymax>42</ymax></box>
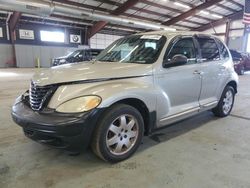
<box><xmin>234</xmin><ymin>64</ymin><xmax>245</xmax><ymax>75</ymax></box>
<box><xmin>234</xmin><ymin>64</ymin><xmax>241</xmax><ymax>75</ymax></box>
<box><xmin>11</xmin><ymin>99</ymin><xmax>105</xmax><ymax>152</ymax></box>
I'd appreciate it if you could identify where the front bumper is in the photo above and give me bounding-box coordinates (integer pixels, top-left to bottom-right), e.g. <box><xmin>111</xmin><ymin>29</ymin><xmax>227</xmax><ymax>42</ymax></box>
<box><xmin>11</xmin><ymin>97</ymin><xmax>105</xmax><ymax>152</ymax></box>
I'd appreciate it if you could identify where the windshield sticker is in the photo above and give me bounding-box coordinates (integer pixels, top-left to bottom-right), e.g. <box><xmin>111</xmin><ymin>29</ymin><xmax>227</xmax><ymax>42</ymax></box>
<box><xmin>140</xmin><ymin>35</ymin><xmax>162</xmax><ymax>40</ymax></box>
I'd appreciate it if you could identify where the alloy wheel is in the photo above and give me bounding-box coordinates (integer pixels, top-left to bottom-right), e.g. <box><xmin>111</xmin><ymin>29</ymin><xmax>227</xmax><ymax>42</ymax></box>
<box><xmin>222</xmin><ymin>90</ymin><xmax>233</xmax><ymax>114</ymax></box>
<box><xmin>106</xmin><ymin>114</ymin><xmax>139</xmax><ymax>156</ymax></box>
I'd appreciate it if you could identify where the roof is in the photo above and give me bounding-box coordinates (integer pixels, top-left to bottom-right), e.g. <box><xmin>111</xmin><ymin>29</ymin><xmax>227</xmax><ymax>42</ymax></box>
<box><xmin>135</xmin><ymin>30</ymin><xmax>224</xmax><ymax>40</ymax></box>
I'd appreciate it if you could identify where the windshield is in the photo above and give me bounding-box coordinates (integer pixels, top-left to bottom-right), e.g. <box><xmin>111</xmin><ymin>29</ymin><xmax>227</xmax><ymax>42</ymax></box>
<box><xmin>67</xmin><ymin>50</ymin><xmax>82</xmax><ymax>58</ymax></box>
<box><xmin>95</xmin><ymin>35</ymin><xmax>166</xmax><ymax>64</ymax></box>
<box><xmin>66</xmin><ymin>50</ymin><xmax>92</xmax><ymax>61</ymax></box>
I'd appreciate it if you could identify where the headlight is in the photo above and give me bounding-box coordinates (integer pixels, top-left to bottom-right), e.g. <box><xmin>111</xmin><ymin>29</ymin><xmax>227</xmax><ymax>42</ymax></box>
<box><xmin>56</xmin><ymin>96</ymin><xmax>101</xmax><ymax>113</ymax></box>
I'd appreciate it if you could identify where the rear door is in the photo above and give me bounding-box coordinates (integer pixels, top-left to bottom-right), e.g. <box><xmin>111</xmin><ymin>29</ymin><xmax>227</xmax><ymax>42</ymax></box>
<box><xmin>195</xmin><ymin>36</ymin><xmax>229</xmax><ymax>107</ymax></box>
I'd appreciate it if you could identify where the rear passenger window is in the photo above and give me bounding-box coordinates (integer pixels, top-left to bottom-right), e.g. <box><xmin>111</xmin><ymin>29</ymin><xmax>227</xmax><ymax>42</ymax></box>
<box><xmin>216</xmin><ymin>39</ymin><xmax>229</xmax><ymax>59</ymax></box>
<box><xmin>197</xmin><ymin>37</ymin><xmax>220</xmax><ymax>61</ymax></box>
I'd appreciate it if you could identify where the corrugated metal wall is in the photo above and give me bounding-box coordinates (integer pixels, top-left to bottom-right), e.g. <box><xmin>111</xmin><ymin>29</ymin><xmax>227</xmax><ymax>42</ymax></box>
<box><xmin>15</xmin><ymin>45</ymin><xmax>78</xmax><ymax>67</ymax></box>
<box><xmin>0</xmin><ymin>33</ymin><xmax>122</xmax><ymax>68</ymax></box>
<box><xmin>204</xmin><ymin>19</ymin><xmax>245</xmax><ymax>51</ymax></box>
<box><xmin>0</xmin><ymin>44</ymin><xmax>79</xmax><ymax>68</ymax></box>
<box><xmin>0</xmin><ymin>44</ymin><xmax>14</xmax><ymax>68</ymax></box>
<box><xmin>228</xmin><ymin>37</ymin><xmax>244</xmax><ymax>51</ymax></box>
<box><xmin>90</xmin><ymin>33</ymin><xmax>122</xmax><ymax>49</ymax></box>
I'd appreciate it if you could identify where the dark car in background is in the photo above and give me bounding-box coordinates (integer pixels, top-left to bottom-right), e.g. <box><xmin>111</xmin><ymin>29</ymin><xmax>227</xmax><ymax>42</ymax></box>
<box><xmin>52</xmin><ymin>49</ymin><xmax>102</xmax><ymax>66</ymax></box>
<box><xmin>230</xmin><ymin>49</ymin><xmax>250</xmax><ymax>75</ymax></box>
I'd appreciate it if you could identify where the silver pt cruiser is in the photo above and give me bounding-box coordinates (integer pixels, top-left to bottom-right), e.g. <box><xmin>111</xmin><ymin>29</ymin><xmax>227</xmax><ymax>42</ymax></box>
<box><xmin>12</xmin><ymin>31</ymin><xmax>238</xmax><ymax>162</ymax></box>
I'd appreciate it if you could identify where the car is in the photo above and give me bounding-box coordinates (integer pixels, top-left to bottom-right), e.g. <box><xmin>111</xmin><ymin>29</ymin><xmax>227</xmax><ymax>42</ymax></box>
<box><xmin>230</xmin><ymin>49</ymin><xmax>250</xmax><ymax>75</ymax></box>
<box><xmin>12</xmin><ymin>31</ymin><xmax>238</xmax><ymax>162</ymax></box>
<box><xmin>52</xmin><ymin>49</ymin><xmax>102</xmax><ymax>66</ymax></box>
<box><xmin>241</xmin><ymin>52</ymin><xmax>250</xmax><ymax>71</ymax></box>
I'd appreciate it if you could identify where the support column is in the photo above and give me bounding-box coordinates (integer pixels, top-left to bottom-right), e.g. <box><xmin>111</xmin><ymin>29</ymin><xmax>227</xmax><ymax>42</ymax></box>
<box><xmin>225</xmin><ymin>20</ymin><xmax>231</xmax><ymax>46</ymax></box>
<box><xmin>242</xmin><ymin>25</ymin><xmax>249</xmax><ymax>52</ymax></box>
<box><xmin>8</xmin><ymin>11</ymin><xmax>21</xmax><ymax>67</ymax></box>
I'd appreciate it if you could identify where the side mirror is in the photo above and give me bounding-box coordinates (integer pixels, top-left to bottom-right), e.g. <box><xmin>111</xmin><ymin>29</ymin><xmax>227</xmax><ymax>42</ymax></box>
<box><xmin>163</xmin><ymin>54</ymin><xmax>188</xmax><ymax>68</ymax></box>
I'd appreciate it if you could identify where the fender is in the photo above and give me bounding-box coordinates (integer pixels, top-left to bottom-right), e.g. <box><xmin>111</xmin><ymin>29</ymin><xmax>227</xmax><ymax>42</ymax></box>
<box><xmin>216</xmin><ymin>71</ymin><xmax>238</xmax><ymax>100</ymax></box>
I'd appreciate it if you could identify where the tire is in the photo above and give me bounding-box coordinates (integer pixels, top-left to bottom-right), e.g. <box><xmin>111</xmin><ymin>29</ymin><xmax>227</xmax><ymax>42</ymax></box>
<box><xmin>91</xmin><ymin>104</ymin><xmax>144</xmax><ymax>163</ymax></box>
<box><xmin>212</xmin><ymin>86</ymin><xmax>235</xmax><ymax>117</ymax></box>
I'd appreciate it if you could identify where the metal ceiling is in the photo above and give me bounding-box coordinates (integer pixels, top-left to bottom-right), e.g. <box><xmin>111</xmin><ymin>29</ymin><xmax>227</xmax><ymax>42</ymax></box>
<box><xmin>0</xmin><ymin>0</ymin><xmax>245</xmax><ymax>36</ymax></box>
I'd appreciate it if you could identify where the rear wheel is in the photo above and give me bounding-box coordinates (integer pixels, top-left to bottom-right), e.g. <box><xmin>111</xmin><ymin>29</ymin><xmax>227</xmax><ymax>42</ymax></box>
<box><xmin>212</xmin><ymin>86</ymin><xmax>235</xmax><ymax>117</ymax></box>
<box><xmin>91</xmin><ymin>104</ymin><xmax>144</xmax><ymax>163</ymax></box>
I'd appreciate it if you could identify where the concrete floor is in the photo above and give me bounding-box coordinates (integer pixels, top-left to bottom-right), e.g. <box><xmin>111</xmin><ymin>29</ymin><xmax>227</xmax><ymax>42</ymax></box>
<box><xmin>1</xmin><ymin>68</ymin><xmax>250</xmax><ymax>188</ymax></box>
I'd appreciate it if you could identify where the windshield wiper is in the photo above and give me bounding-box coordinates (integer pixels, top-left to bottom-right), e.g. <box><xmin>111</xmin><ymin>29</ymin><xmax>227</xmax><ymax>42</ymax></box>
<box><xmin>99</xmin><ymin>59</ymin><xmax>117</xmax><ymax>62</ymax></box>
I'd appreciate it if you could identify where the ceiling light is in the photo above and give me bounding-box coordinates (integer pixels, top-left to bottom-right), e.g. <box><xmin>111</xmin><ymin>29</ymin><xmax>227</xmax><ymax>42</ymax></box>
<box><xmin>174</xmin><ymin>2</ymin><xmax>191</xmax><ymax>9</ymax></box>
<box><xmin>200</xmin><ymin>10</ymin><xmax>210</xmax><ymax>15</ymax></box>
<box><xmin>211</xmin><ymin>14</ymin><xmax>223</xmax><ymax>19</ymax></box>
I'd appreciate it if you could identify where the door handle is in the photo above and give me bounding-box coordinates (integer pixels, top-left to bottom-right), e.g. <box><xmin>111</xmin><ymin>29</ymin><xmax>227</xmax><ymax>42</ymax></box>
<box><xmin>193</xmin><ymin>70</ymin><xmax>204</xmax><ymax>75</ymax></box>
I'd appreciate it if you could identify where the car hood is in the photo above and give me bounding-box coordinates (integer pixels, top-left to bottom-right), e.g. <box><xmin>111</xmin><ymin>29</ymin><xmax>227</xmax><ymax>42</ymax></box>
<box><xmin>32</xmin><ymin>61</ymin><xmax>153</xmax><ymax>86</ymax></box>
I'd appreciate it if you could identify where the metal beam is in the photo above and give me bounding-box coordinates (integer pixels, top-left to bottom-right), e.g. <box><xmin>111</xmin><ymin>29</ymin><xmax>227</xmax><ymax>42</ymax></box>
<box><xmin>87</xmin><ymin>0</ymin><xmax>141</xmax><ymax>38</ymax></box>
<box><xmin>242</xmin><ymin>25</ymin><xmax>249</xmax><ymax>52</ymax></box>
<box><xmin>162</xmin><ymin>0</ymin><xmax>223</xmax><ymax>26</ymax></box>
<box><xmin>195</xmin><ymin>10</ymin><xmax>243</xmax><ymax>31</ymax></box>
<box><xmin>8</xmin><ymin>11</ymin><xmax>21</xmax><ymax>68</ymax></box>
<box><xmin>87</xmin><ymin>21</ymin><xmax>108</xmax><ymax>39</ymax></box>
<box><xmin>225</xmin><ymin>21</ymin><xmax>231</xmax><ymax>45</ymax></box>
<box><xmin>9</xmin><ymin>11</ymin><xmax>21</xmax><ymax>32</ymax></box>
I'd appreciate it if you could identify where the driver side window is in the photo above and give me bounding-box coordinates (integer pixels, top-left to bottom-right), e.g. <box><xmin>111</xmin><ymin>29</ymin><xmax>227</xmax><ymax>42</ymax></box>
<box><xmin>166</xmin><ymin>37</ymin><xmax>197</xmax><ymax>65</ymax></box>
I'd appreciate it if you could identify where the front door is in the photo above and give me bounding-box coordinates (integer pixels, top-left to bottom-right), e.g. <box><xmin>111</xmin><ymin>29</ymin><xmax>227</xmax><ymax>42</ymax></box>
<box><xmin>156</xmin><ymin>36</ymin><xmax>202</xmax><ymax>127</ymax></box>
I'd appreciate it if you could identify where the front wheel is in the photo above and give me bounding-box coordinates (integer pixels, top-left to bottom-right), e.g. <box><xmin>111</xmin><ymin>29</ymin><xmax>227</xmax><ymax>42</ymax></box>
<box><xmin>212</xmin><ymin>86</ymin><xmax>235</xmax><ymax>117</ymax></box>
<box><xmin>91</xmin><ymin>104</ymin><xmax>144</xmax><ymax>163</ymax></box>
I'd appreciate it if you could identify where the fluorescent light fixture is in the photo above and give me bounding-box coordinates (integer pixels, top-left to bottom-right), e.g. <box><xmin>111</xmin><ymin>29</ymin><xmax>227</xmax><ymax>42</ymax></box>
<box><xmin>211</xmin><ymin>14</ymin><xmax>223</xmax><ymax>19</ymax></box>
<box><xmin>174</xmin><ymin>2</ymin><xmax>191</xmax><ymax>9</ymax></box>
<box><xmin>40</xmin><ymin>30</ymin><xmax>65</xmax><ymax>43</ymax></box>
<box><xmin>200</xmin><ymin>10</ymin><xmax>210</xmax><ymax>15</ymax></box>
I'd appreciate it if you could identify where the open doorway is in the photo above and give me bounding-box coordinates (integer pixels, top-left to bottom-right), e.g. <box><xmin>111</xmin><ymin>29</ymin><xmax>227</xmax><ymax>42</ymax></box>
<box><xmin>247</xmin><ymin>33</ymin><xmax>250</xmax><ymax>53</ymax></box>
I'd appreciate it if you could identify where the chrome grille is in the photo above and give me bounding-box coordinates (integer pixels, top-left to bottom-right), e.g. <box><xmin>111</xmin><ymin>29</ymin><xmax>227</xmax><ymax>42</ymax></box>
<box><xmin>29</xmin><ymin>82</ymin><xmax>54</xmax><ymax>111</ymax></box>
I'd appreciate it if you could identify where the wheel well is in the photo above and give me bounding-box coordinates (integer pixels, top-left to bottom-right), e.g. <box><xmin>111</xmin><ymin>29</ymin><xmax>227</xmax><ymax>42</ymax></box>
<box><xmin>227</xmin><ymin>81</ymin><xmax>237</xmax><ymax>93</ymax></box>
<box><xmin>114</xmin><ymin>98</ymin><xmax>152</xmax><ymax>135</ymax></box>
